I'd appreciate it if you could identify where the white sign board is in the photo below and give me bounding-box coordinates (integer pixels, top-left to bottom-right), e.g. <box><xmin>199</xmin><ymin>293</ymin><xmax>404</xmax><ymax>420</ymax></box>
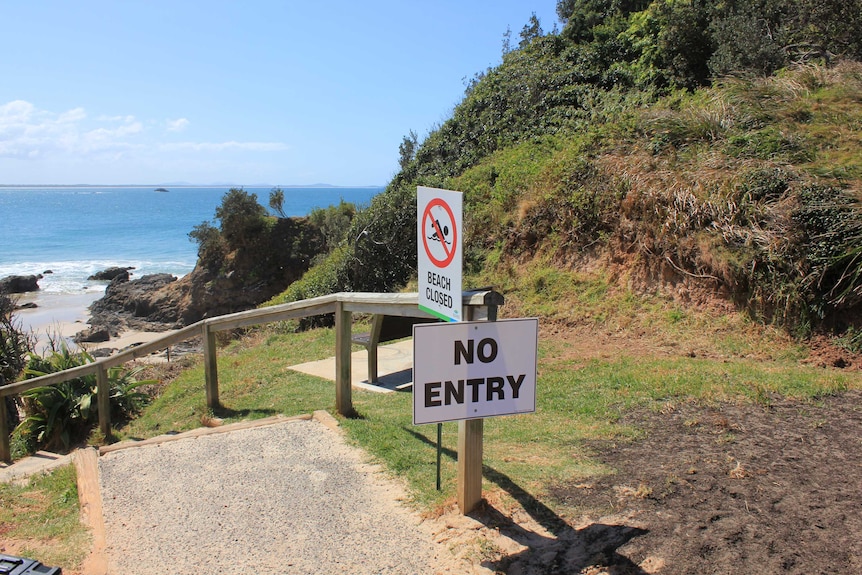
<box><xmin>417</xmin><ymin>186</ymin><xmax>462</xmax><ymax>322</ymax></box>
<box><xmin>413</xmin><ymin>318</ymin><xmax>538</xmax><ymax>425</ymax></box>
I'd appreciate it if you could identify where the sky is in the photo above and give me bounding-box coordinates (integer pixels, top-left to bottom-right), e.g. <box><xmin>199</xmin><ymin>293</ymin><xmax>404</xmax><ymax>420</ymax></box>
<box><xmin>0</xmin><ymin>1</ymin><xmax>559</xmax><ymax>187</ymax></box>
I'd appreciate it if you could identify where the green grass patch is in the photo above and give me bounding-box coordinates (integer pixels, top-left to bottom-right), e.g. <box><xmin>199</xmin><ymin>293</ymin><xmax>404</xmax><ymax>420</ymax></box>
<box><xmin>119</xmin><ymin>326</ymin><xmax>346</xmax><ymax>439</ymax></box>
<box><xmin>0</xmin><ymin>464</ymin><xmax>90</xmax><ymax>569</ymax></box>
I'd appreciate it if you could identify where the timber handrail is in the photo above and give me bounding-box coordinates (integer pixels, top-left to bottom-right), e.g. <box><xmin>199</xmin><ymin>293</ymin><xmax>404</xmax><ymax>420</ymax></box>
<box><xmin>0</xmin><ymin>289</ymin><xmax>503</xmax><ymax>462</ymax></box>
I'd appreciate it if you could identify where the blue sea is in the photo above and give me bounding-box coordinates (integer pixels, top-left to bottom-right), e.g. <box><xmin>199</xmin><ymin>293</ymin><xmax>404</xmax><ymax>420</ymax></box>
<box><xmin>0</xmin><ymin>185</ymin><xmax>381</xmax><ymax>332</ymax></box>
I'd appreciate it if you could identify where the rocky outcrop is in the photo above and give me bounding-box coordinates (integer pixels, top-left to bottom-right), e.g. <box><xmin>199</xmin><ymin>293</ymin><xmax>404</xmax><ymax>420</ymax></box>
<box><xmin>83</xmin><ymin>263</ymin><xmax>306</xmax><ymax>336</ymax></box>
<box><xmin>85</xmin><ymin>273</ymin><xmax>180</xmax><ymax>337</ymax></box>
<box><xmin>88</xmin><ymin>266</ymin><xmax>134</xmax><ymax>281</ymax></box>
<box><xmin>81</xmin><ymin>216</ymin><xmax>323</xmax><ymax>337</ymax></box>
<box><xmin>0</xmin><ymin>274</ymin><xmax>41</xmax><ymax>294</ymax></box>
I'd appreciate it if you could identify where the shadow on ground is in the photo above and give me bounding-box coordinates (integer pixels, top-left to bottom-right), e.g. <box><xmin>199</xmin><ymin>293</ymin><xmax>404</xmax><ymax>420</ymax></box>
<box><xmin>405</xmin><ymin>428</ymin><xmax>649</xmax><ymax>574</ymax></box>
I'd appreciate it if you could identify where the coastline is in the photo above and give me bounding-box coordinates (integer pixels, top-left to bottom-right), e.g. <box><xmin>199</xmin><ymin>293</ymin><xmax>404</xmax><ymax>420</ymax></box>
<box><xmin>14</xmin><ymin>291</ymin><xmax>174</xmax><ymax>356</ymax></box>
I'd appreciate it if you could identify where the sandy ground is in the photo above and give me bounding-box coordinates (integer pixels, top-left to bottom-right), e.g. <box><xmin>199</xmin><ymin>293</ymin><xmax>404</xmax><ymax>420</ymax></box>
<box><xmin>14</xmin><ymin>291</ymin><xmax>174</xmax><ymax>356</ymax></box>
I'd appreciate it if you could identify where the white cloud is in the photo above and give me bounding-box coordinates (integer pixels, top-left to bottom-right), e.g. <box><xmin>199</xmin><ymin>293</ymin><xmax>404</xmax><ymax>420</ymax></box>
<box><xmin>166</xmin><ymin>118</ymin><xmax>190</xmax><ymax>132</ymax></box>
<box><xmin>161</xmin><ymin>141</ymin><xmax>288</xmax><ymax>152</ymax></box>
<box><xmin>0</xmin><ymin>100</ymin><xmax>288</xmax><ymax>164</ymax></box>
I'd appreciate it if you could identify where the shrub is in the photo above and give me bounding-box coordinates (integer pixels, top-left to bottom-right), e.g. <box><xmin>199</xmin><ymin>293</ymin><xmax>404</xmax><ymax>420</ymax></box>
<box><xmin>1</xmin><ymin>294</ymin><xmax>32</xmax><ymax>434</ymax></box>
<box><xmin>18</xmin><ymin>345</ymin><xmax>155</xmax><ymax>451</ymax></box>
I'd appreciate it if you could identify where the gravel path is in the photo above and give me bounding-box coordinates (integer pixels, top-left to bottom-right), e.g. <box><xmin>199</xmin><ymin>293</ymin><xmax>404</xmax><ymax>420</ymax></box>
<box><xmin>99</xmin><ymin>418</ymin><xmax>445</xmax><ymax>575</ymax></box>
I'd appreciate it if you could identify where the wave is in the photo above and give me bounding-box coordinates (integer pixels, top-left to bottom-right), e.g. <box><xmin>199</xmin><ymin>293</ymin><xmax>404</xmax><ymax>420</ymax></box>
<box><xmin>0</xmin><ymin>258</ymin><xmax>195</xmax><ymax>295</ymax></box>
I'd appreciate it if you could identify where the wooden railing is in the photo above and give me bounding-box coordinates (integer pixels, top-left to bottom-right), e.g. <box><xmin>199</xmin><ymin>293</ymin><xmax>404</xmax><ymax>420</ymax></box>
<box><xmin>0</xmin><ymin>290</ymin><xmax>503</xmax><ymax>462</ymax></box>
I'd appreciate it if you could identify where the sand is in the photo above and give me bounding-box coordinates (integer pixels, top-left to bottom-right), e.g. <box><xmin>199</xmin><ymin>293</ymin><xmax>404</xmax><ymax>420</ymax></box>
<box><xmin>14</xmin><ymin>290</ymin><xmax>174</xmax><ymax>356</ymax></box>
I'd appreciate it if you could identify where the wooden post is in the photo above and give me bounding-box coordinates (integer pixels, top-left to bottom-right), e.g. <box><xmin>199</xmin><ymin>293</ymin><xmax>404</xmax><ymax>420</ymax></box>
<box><xmin>334</xmin><ymin>301</ymin><xmax>353</xmax><ymax>416</ymax></box>
<box><xmin>455</xmin><ymin>294</ymin><xmax>499</xmax><ymax>514</ymax></box>
<box><xmin>96</xmin><ymin>364</ymin><xmax>111</xmax><ymax>439</ymax></box>
<box><xmin>458</xmin><ymin>418</ymin><xmax>484</xmax><ymax>513</ymax></box>
<box><xmin>0</xmin><ymin>392</ymin><xmax>10</xmax><ymax>463</ymax></box>
<box><xmin>203</xmin><ymin>322</ymin><xmax>220</xmax><ymax>409</ymax></box>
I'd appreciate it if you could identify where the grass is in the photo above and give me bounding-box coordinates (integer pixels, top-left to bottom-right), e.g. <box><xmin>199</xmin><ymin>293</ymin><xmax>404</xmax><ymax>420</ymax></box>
<box><xmin>0</xmin><ymin>464</ymin><xmax>90</xmax><ymax>569</ymax></box>
<box><xmin>121</xmin><ymin>324</ymin><xmax>356</xmax><ymax>438</ymax></box>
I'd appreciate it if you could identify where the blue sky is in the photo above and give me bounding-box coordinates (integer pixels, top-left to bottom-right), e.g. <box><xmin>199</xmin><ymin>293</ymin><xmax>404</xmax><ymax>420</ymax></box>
<box><xmin>0</xmin><ymin>1</ymin><xmax>559</xmax><ymax>186</ymax></box>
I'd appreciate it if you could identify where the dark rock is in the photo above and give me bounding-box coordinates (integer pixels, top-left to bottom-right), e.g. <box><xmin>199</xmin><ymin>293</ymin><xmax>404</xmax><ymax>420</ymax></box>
<box><xmin>43</xmin><ymin>270</ymin><xmax>53</xmax><ymax>274</ymax></box>
<box><xmin>89</xmin><ymin>348</ymin><xmax>117</xmax><ymax>358</ymax></box>
<box><xmin>75</xmin><ymin>325</ymin><xmax>111</xmax><ymax>343</ymax></box>
<box><xmin>0</xmin><ymin>274</ymin><xmax>42</xmax><ymax>294</ymax></box>
<box><xmin>88</xmin><ymin>266</ymin><xmax>135</xmax><ymax>281</ymax></box>
<box><xmin>87</xmin><ymin>273</ymin><xmax>180</xmax><ymax>332</ymax></box>
<box><xmin>15</xmin><ymin>302</ymin><xmax>38</xmax><ymax>310</ymax></box>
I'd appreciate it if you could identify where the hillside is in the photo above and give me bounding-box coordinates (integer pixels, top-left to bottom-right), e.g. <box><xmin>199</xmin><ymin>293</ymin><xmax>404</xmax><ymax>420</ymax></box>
<box><xmin>269</xmin><ymin>0</ymin><xmax>862</xmax><ymax>346</ymax></box>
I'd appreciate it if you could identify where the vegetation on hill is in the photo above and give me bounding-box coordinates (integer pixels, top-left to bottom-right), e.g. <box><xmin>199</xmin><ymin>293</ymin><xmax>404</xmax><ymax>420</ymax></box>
<box><xmin>269</xmin><ymin>0</ymin><xmax>862</xmax><ymax>340</ymax></box>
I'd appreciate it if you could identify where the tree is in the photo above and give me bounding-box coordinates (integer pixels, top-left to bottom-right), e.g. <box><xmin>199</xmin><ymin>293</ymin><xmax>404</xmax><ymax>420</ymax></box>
<box><xmin>502</xmin><ymin>26</ymin><xmax>513</xmax><ymax>55</ymax></box>
<box><xmin>269</xmin><ymin>187</ymin><xmax>287</xmax><ymax>218</ymax></box>
<box><xmin>398</xmin><ymin>130</ymin><xmax>418</xmax><ymax>171</ymax></box>
<box><xmin>214</xmin><ymin>188</ymin><xmax>268</xmax><ymax>251</ymax></box>
<box><xmin>558</xmin><ymin>0</ymin><xmax>650</xmax><ymax>43</ymax></box>
<box><xmin>519</xmin><ymin>12</ymin><xmax>543</xmax><ymax>48</ymax></box>
<box><xmin>308</xmin><ymin>199</ymin><xmax>357</xmax><ymax>252</ymax></box>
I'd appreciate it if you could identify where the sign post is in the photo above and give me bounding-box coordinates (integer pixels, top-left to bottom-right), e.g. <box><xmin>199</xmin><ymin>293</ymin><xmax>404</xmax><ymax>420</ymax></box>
<box><xmin>418</xmin><ymin>186</ymin><xmax>462</xmax><ymax>322</ymax></box>
<box><xmin>413</xmin><ymin>318</ymin><xmax>539</xmax><ymax>513</ymax></box>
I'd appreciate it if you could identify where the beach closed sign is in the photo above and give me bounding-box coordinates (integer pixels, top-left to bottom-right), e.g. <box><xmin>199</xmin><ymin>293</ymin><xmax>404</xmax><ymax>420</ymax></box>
<box><xmin>418</xmin><ymin>186</ymin><xmax>462</xmax><ymax>322</ymax></box>
<box><xmin>413</xmin><ymin>318</ymin><xmax>538</xmax><ymax>425</ymax></box>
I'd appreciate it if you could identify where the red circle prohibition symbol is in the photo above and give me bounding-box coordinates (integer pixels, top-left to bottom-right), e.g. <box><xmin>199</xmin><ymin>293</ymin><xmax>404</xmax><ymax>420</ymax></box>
<box><xmin>422</xmin><ymin>198</ymin><xmax>458</xmax><ymax>268</ymax></box>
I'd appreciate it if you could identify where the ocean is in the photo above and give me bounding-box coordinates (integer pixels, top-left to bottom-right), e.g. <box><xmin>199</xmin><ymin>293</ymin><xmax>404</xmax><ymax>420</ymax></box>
<box><xmin>0</xmin><ymin>185</ymin><xmax>381</xmax><ymax>333</ymax></box>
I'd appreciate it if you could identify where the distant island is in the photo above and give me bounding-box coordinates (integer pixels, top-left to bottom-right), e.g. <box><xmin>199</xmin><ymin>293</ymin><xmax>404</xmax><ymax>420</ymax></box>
<box><xmin>154</xmin><ymin>187</ymin><xmax>169</xmax><ymax>192</ymax></box>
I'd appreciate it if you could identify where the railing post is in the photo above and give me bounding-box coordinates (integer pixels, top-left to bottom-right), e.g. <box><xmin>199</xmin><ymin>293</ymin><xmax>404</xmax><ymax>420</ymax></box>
<box><xmin>0</xmin><ymin>390</ymin><xmax>10</xmax><ymax>464</ymax></box>
<box><xmin>334</xmin><ymin>301</ymin><xmax>353</xmax><ymax>416</ymax></box>
<box><xmin>203</xmin><ymin>322</ymin><xmax>220</xmax><ymax>409</ymax></box>
<box><xmin>96</xmin><ymin>364</ymin><xmax>112</xmax><ymax>440</ymax></box>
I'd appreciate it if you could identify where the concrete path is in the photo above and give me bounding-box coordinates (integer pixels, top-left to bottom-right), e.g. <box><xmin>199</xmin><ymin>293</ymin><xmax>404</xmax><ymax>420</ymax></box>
<box><xmin>290</xmin><ymin>339</ymin><xmax>415</xmax><ymax>393</ymax></box>
<box><xmin>96</xmin><ymin>414</ymin><xmax>452</xmax><ymax>575</ymax></box>
<box><xmin>0</xmin><ymin>450</ymin><xmax>72</xmax><ymax>485</ymax></box>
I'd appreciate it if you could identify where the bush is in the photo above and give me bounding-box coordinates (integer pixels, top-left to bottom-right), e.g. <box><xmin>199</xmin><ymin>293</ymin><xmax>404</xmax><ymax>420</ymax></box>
<box><xmin>18</xmin><ymin>345</ymin><xmax>155</xmax><ymax>451</ymax></box>
<box><xmin>1</xmin><ymin>294</ymin><xmax>31</xmax><ymax>433</ymax></box>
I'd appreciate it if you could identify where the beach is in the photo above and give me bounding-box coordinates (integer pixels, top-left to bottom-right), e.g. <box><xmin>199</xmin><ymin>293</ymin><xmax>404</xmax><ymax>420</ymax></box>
<box><xmin>14</xmin><ymin>290</ymin><xmax>173</xmax><ymax>355</ymax></box>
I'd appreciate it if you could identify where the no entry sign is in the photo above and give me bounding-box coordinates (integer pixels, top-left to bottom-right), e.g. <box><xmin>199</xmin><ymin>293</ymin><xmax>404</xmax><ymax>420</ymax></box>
<box><xmin>412</xmin><ymin>318</ymin><xmax>538</xmax><ymax>425</ymax></box>
<box><xmin>418</xmin><ymin>186</ymin><xmax>462</xmax><ymax>322</ymax></box>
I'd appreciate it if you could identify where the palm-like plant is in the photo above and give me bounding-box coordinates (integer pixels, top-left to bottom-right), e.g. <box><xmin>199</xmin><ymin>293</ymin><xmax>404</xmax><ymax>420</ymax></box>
<box><xmin>18</xmin><ymin>344</ymin><xmax>156</xmax><ymax>451</ymax></box>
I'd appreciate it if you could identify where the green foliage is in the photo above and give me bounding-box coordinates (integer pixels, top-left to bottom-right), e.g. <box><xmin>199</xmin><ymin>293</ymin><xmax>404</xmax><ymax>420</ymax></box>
<box><xmin>307</xmin><ymin>199</ymin><xmax>358</xmax><ymax>254</ymax></box>
<box><xmin>188</xmin><ymin>221</ymin><xmax>227</xmax><ymax>272</ymax></box>
<box><xmin>214</xmin><ymin>188</ymin><xmax>268</xmax><ymax>251</ymax></box>
<box><xmin>270</xmin><ymin>183</ymin><xmax>419</xmax><ymax>314</ymax></box>
<box><xmin>519</xmin><ymin>12</ymin><xmax>544</xmax><ymax>48</ymax></box>
<box><xmin>266</xmin><ymin>246</ymin><xmax>351</xmax><ymax>328</ymax></box>
<box><xmin>398</xmin><ymin>130</ymin><xmax>418</xmax><ymax>171</ymax></box>
<box><xmin>709</xmin><ymin>0</ymin><xmax>862</xmax><ymax>77</ymax></box>
<box><xmin>2</xmin><ymin>294</ymin><xmax>32</xmax><ymax>433</ymax></box>
<box><xmin>1</xmin><ymin>293</ymin><xmax>31</xmax><ymax>383</ymax></box>
<box><xmin>794</xmin><ymin>186</ymin><xmax>862</xmax><ymax>315</ymax></box>
<box><xmin>17</xmin><ymin>345</ymin><xmax>155</xmax><ymax>451</ymax></box>
<box><xmin>263</xmin><ymin>2</ymin><xmax>862</xmax><ymax>340</ymax></box>
<box><xmin>268</xmin><ymin>187</ymin><xmax>287</xmax><ymax>218</ymax></box>
<box><xmin>189</xmin><ymin>187</ymin><xmax>326</xmax><ymax>300</ymax></box>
